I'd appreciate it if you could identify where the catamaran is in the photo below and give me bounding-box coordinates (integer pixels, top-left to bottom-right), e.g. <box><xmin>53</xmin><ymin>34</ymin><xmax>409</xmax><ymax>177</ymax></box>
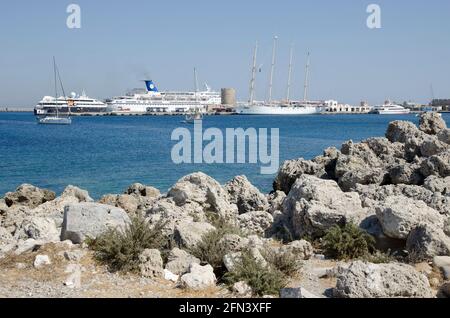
<box><xmin>37</xmin><ymin>58</ymin><xmax>72</xmax><ymax>125</ymax></box>
<box><xmin>235</xmin><ymin>38</ymin><xmax>325</xmax><ymax>115</ymax></box>
<box><xmin>369</xmin><ymin>101</ymin><xmax>411</xmax><ymax>115</ymax></box>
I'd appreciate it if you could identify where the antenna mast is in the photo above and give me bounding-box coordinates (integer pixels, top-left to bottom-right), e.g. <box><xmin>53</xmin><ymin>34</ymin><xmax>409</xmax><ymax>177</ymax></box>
<box><xmin>194</xmin><ymin>67</ymin><xmax>199</xmax><ymax>102</ymax></box>
<box><xmin>303</xmin><ymin>52</ymin><xmax>310</xmax><ymax>102</ymax></box>
<box><xmin>286</xmin><ymin>43</ymin><xmax>294</xmax><ymax>102</ymax></box>
<box><xmin>249</xmin><ymin>41</ymin><xmax>258</xmax><ymax>104</ymax></box>
<box><xmin>268</xmin><ymin>36</ymin><xmax>278</xmax><ymax>104</ymax></box>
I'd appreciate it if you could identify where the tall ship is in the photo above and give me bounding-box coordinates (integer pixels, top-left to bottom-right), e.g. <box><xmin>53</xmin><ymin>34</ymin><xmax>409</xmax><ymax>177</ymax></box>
<box><xmin>106</xmin><ymin>73</ymin><xmax>221</xmax><ymax>114</ymax></box>
<box><xmin>235</xmin><ymin>38</ymin><xmax>325</xmax><ymax>115</ymax></box>
<box><xmin>369</xmin><ymin>101</ymin><xmax>411</xmax><ymax>115</ymax></box>
<box><xmin>34</xmin><ymin>91</ymin><xmax>107</xmax><ymax>116</ymax></box>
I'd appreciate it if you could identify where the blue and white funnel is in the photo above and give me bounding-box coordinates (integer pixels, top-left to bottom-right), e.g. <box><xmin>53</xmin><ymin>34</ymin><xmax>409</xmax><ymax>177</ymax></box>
<box><xmin>144</xmin><ymin>80</ymin><xmax>159</xmax><ymax>92</ymax></box>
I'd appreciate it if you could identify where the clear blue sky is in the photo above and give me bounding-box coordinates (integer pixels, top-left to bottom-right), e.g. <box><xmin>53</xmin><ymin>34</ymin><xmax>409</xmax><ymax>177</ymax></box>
<box><xmin>0</xmin><ymin>0</ymin><xmax>449</xmax><ymax>107</ymax></box>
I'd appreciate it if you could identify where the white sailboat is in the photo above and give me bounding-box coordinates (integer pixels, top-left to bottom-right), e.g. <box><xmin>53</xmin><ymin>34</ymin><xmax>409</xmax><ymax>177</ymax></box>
<box><xmin>184</xmin><ymin>68</ymin><xmax>204</xmax><ymax>123</ymax></box>
<box><xmin>235</xmin><ymin>39</ymin><xmax>324</xmax><ymax>115</ymax></box>
<box><xmin>37</xmin><ymin>57</ymin><xmax>72</xmax><ymax>125</ymax></box>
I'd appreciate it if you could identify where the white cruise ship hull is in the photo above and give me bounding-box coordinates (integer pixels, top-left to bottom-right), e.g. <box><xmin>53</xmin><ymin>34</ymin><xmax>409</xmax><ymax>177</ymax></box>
<box><xmin>375</xmin><ymin>109</ymin><xmax>411</xmax><ymax>115</ymax></box>
<box><xmin>235</xmin><ymin>105</ymin><xmax>324</xmax><ymax>115</ymax></box>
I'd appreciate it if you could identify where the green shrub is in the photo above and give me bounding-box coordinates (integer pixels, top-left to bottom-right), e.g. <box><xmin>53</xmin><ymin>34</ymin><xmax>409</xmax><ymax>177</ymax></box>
<box><xmin>223</xmin><ymin>249</ymin><xmax>287</xmax><ymax>296</ymax></box>
<box><xmin>322</xmin><ymin>223</ymin><xmax>375</xmax><ymax>260</ymax></box>
<box><xmin>188</xmin><ymin>217</ymin><xmax>242</xmax><ymax>276</ymax></box>
<box><xmin>364</xmin><ymin>250</ymin><xmax>393</xmax><ymax>264</ymax></box>
<box><xmin>262</xmin><ymin>248</ymin><xmax>301</xmax><ymax>276</ymax></box>
<box><xmin>87</xmin><ymin>214</ymin><xmax>168</xmax><ymax>272</ymax></box>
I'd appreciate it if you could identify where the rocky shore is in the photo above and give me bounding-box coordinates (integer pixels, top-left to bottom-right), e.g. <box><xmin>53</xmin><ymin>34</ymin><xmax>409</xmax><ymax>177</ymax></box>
<box><xmin>1</xmin><ymin>113</ymin><xmax>449</xmax><ymax>298</ymax></box>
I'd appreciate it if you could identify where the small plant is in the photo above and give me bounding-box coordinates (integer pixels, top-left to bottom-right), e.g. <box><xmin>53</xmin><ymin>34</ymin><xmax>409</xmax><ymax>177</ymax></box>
<box><xmin>87</xmin><ymin>214</ymin><xmax>168</xmax><ymax>272</ymax></box>
<box><xmin>223</xmin><ymin>249</ymin><xmax>287</xmax><ymax>296</ymax></box>
<box><xmin>322</xmin><ymin>223</ymin><xmax>375</xmax><ymax>260</ymax></box>
<box><xmin>188</xmin><ymin>217</ymin><xmax>242</xmax><ymax>276</ymax></box>
<box><xmin>364</xmin><ymin>250</ymin><xmax>393</xmax><ymax>264</ymax></box>
<box><xmin>262</xmin><ymin>248</ymin><xmax>301</xmax><ymax>276</ymax></box>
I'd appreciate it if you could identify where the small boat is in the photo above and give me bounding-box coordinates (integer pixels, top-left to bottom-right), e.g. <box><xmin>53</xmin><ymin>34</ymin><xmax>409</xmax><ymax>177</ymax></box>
<box><xmin>184</xmin><ymin>108</ymin><xmax>203</xmax><ymax>124</ymax></box>
<box><xmin>37</xmin><ymin>57</ymin><xmax>72</xmax><ymax>125</ymax></box>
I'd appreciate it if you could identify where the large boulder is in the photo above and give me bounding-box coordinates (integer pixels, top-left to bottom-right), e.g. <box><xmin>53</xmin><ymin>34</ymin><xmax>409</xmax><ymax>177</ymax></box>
<box><xmin>279</xmin><ymin>240</ymin><xmax>314</xmax><ymax>260</ymax></box>
<box><xmin>421</xmin><ymin>150</ymin><xmax>450</xmax><ymax>178</ymax></box>
<box><xmin>17</xmin><ymin>217</ymin><xmax>60</xmax><ymax>242</ymax></box>
<box><xmin>267</xmin><ymin>191</ymin><xmax>286</xmax><ymax>214</ymax></box>
<box><xmin>225</xmin><ymin>176</ymin><xmax>268</xmax><ymax>214</ymax></box>
<box><xmin>386</xmin><ymin>121</ymin><xmax>422</xmax><ymax>144</ymax></box>
<box><xmin>273</xmin><ymin>158</ymin><xmax>326</xmax><ymax>194</ymax></box>
<box><xmin>282</xmin><ymin>175</ymin><xmax>368</xmax><ymax>239</ymax></box>
<box><xmin>438</xmin><ymin>129</ymin><xmax>450</xmax><ymax>145</ymax></box>
<box><xmin>61</xmin><ymin>202</ymin><xmax>130</xmax><ymax>243</ymax></box>
<box><xmin>423</xmin><ymin>175</ymin><xmax>450</xmax><ymax>194</ymax></box>
<box><xmin>99</xmin><ymin>194</ymin><xmax>139</xmax><ymax>214</ymax></box>
<box><xmin>375</xmin><ymin>196</ymin><xmax>444</xmax><ymax>240</ymax></box>
<box><xmin>237</xmin><ymin>211</ymin><xmax>273</xmax><ymax>236</ymax></box>
<box><xmin>173</xmin><ymin>221</ymin><xmax>216</xmax><ymax>249</ymax></box>
<box><xmin>406</xmin><ymin>225</ymin><xmax>450</xmax><ymax>259</ymax></box>
<box><xmin>125</xmin><ymin>183</ymin><xmax>160</xmax><ymax>198</ymax></box>
<box><xmin>180</xmin><ymin>263</ymin><xmax>216</xmax><ymax>290</ymax></box>
<box><xmin>4</xmin><ymin>184</ymin><xmax>55</xmax><ymax>209</ymax></box>
<box><xmin>333</xmin><ymin>261</ymin><xmax>433</xmax><ymax>298</ymax></box>
<box><xmin>168</xmin><ymin>172</ymin><xmax>238</xmax><ymax>221</ymax></box>
<box><xmin>165</xmin><ymin>248</ymin><xmax>201</xmax><ymax>275</ymax></box>
<box><xmin>419</xmin><ymin>112</ymin><xmax>447</xmax><ymax>135</ymax></box>
<box><xmin>388</xmin><ymin>162</ymin><xmax>423</xmax><ymax>186</ymax></box>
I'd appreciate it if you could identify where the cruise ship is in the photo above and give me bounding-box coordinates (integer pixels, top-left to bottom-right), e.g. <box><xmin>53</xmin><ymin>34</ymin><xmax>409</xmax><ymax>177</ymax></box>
<box><xmin>34</xmin><ymin>91</ymin><xmax>107</xmax><ymax>116</ymax></box>
<box><xmin>370</xmin><ymin>101</ymin><xmax>411</xmax><ymax>115</ymax></box>
<box><xmin>106</xmin><ymin>80</ymin><xmax>221</xmax><ymax>114</ymax></box>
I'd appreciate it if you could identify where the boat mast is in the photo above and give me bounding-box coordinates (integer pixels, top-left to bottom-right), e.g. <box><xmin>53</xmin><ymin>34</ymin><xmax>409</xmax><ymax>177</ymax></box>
<box><xmin>248</xmin><ymin>41</ymin><xmax>258</xmax><ymax>104</ymax></box>
<box><xmin>53</xmin><ymin>57</ymin><xmax>59</xmax><ymax>118</ymax></box>
<box><xmin>286</xmin><ymin>43</ymin><xmax>294</xmax><ymax>102</ymax></box>
<box><xmin>194</xmin><ymin>67</ymin><xmax>199</xmax><ymax>101</ymax></box>
<box><xmin>268</xmin><ymin>36</ymin><xmax>278</xmax><ymax>104</ymax></box>
<box><xmin>303</xmin><ymin>52</ymin><xmax>310</xmax><ymax>102</ymax></box>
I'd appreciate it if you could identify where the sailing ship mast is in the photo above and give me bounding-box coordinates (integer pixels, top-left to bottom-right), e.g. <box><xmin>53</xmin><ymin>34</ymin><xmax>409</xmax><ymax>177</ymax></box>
<box><xmin>303</xmin><ymin>52</ymin><xmax>310</xmax><ymax>102</ymax></box>
<box><xmin>286</xmin><ymin>43</ymin><xmax>294</xmax><ymax>102</ymax></box>
<box><xmin>53</xmin><ymin>57</ymin><xmax>59</xmax><ymax>118</ymax></box>
<box><xmin>268</xmin><ymin>36</ymin><xmax>278</xmax><ymax>104</ymax></box>
<box><xmin>248</xmin><ymin>42</ymin><xmax>258</xmax><ymax>104</ymax></box>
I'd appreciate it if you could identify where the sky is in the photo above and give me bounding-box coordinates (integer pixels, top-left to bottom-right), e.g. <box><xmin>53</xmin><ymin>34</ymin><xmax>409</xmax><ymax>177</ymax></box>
<box><xmin>0</xmin><ymin>0</ymin><xmax>449</xmax><ymax>107</ymax></box>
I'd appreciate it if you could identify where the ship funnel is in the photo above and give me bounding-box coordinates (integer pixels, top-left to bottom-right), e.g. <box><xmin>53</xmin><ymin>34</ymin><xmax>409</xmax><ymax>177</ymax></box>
<box><xmin>144</xmin><ymin>80</ymin><xmax>159</xmax><ymax>92</ymax></box>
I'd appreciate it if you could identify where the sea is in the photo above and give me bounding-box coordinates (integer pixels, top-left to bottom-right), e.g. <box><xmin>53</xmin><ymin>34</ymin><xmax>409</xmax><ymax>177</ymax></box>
<box><xmin>1</xmin><ymin>112</ymin><xmax>449</xmax><ymax>199</ymax></box>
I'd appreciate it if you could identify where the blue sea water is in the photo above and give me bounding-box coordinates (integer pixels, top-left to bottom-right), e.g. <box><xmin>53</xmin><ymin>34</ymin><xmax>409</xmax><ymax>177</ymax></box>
<box><xmin>1</xmin><ymin>113</ymin><xmax>449</xmax><ymax>199</ymax></box>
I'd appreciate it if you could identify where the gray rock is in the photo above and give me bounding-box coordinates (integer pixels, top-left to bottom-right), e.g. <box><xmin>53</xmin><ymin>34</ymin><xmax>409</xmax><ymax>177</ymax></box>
<box><xmin>423</xmin><ymin>175</ymin><xmax>450</xmax><ymax>194</ymax></box>
<box><xmin>180</xmin><ymin>263</ymin><xmax>216</xmax><ymax>290</ymax></box>
<box><xmin>419</xmin><ymin>112</ymin><xmax>447</xmax><ymax>135</ymax></box>
<box><xmin>173</xmin><ymin>221</ymin><xmax>216</xmax><ymax>249</ymax></box>
<box><xmin>421</xmin><ymin>150</ymin><xmax>450</xmax><ymax>178</ymax></box>
<box><xmin>375</xmin><ymin>196</ymin><xmax>444</xmax><ymax>240</ymax></box>
<box><xmin>388</xmin><ymin>163</ymin><xmax>423</xmax><ymax>185</ymax></box>
<box><xmin>273</xmin><ymin>158</ymin><xmax>326</xmax><ymax>194</ymax></box>
<box><xmin>223</xmin><ymin>248</ymin><xmax>267</xmax><ymax>272</ymax></box>
<box><xmin>437</xmin><ymin>129</ymin><xmax>450</xmax><ymax>145</ymax></box>
<box><xmin>282</xmin><ymin>175</ymin><xmax>368</xmax><ymax>238</ymax></box>
<box><xmin>386</xmin><ymin>120</ymin><xmax>422</xmax><ymax>144</ymax></box>
<box><xmin>4</xmin><ymin>184</ymin><xmax>55</xmax><ymax>209</ymax></box>
<box><xmin>61</xmin><ymin>202</ymin><xmax>130</xmax><ymax>244</ymax></box>
<box><xmin>280</xmin><ymin>240</ymin><xmax>314</xmax><ymax>260</ymax></box>
<box><xmin>218</xmin><ymin>234</ymin><xmax>249</xmax><ymax>253</ymax></box>
<box><xmin>406</xmin><ymin>225</ymin><xmax>450</xmax><ymax>260</ymax></box>
<box><xmin>237</xmin><ymin>211</ymin><xmax>273</xmax><ymax>236</ymax></box>
<box><xmin>333</xmin><ymin>261</ymin><xmax>433</xmax><ymax>298</ymax></box>
<box><xmin>125</xmin><ymin>183</ymin><xmax>160</xmax><ymax>198</ymax></box>
<box><xmin>440</xmin><ymin>282</ymin><xmax>450</xmax><ymax>297</ymax></box>
<box><xmin>34</xmin><ymin>254</ymin><xmax>51</xmax><ymax>268</ymax></box>
<box><xmin>18</xmin><ymin>217</ymin><xmax>60</xmax><ymax>242</ymax></box>
<box><xmin>165</xmin><ymin>248</ymin><xmax>200</xmax><ymax>275</ymax></box>
<box><xmin>267</xmin><ymin>191</ymin><xmax>286</xmax><ymax>214</ymax></box>
<box><xmin>433</xmin><ymin>256</ymin><xmax>450</xmax><ymax>280</ymax></box>
<box><xmin>225</xmin><ymin>175</ymin><xmax>268</xmax><ymax>214</ymax></box>
<box><xmin>168</xmin><ymin>172</ymin><xmax>238</xmax><ymax>221</ymax></box>
<box><xmin>99</xmin><ymin>194</ymin><xmax>139</xmax><ymax>214</ymax></box>
<box><xmin>138</xmin><ymin>249</ymin><xmax>163</xmax><ymax>278</ymax></box>
<box><xmin>63</xmin><ymin>250</ymin><xmax>86</xmax><ymax>262</ymax></box>
<box><xmin>280</xmin><ymin>287</ymin><xmax>319</xmax><ymax>298</ymax></box>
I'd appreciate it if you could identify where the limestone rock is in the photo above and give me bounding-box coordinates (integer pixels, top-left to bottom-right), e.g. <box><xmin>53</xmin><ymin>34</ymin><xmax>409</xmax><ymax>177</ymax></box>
<box><xmin>173</xmin><ymin>221</ymin><xmax>216</xmax><ymax>249</ymax></box>
<box><xmin>61</xmin><ymin>202</ymin><xmax>130</xmax><ymax>243</ymax></box>
<box><xmin>421</xmin><ymin>151</ymin><xmax>450</xmax><ymax>178</ymax></box>
<box><xmin>267</xmin><ymin>191</ymin><xmax>286</xmax><ymax>214</ymax></box>
<box><xmin>375</xmin><ymin>196</ymin><xmax>443</xmax><ymax>240</ymax></box>
<box><xmin>165</xmin><ymin>248</ymin><xmax>200</xmax><ymax>275</ymax></box>
<box><xmin>423</xmin><ymin>175</ymin><xmax>450</xmax><ymax>194</ymax></box>
<box><xmin>168</xmin><ymin>172</ymin><xmax>238</xmax><ymax>221</ymax></box>
<box><xmin>437</xmin><ymin>129</ymin><xmax>450</xmax><ymax>145</ymax></box>
<box><xmin>419</xmin><ymin>112</ymin><xmax>447</xmax><ymax>135</ymax></box>
<box><xmin>280</xmin><ymin>240</ymin><xmax>314</xmax><ymax>260</ymax></box>
<box><xmin>225</xmin><ymin>175</ymin><xmax>268</xmax><ymax>214</ymax></box>
<box><xmin>386</xmin><ymin>120</ymin><xmax>422</xmax><ymax>144</ymax></box>
<box><xmin>237</xmin><ymin>211</ymin><xmax>273</xmax><ymax>236</ymax></box>
<box><xmin>138</xmin><ymin>249</ymin><xmax>163</xmax><ymax>278</ymax></box>
<box><xmin>406</xmin><ymin>225</ymin><xmax>450</xmax><ymax>259</ymax></box>
<box><xmin>333</xmin><ymin>261</ymin><xmax>433</xmax><ymax>298</ymax></box>
<box><xmin>4</xmin><ymin>184</ymin><xmax>55</xmax><ymax>209</ymax></box>
<box><xmin>282</xmin><ymin>175</ymin><xmax>367</xmax><ymax>238</ymax></box>
<box><xmin>218</xmin><ymin>234</ymin><xmax>249</xmax><ymax>254</ymax></box>
<box><xmin>180</xmin><ymin>263</ymin><xmax>216</xmax><ymax>290</ymax></box>
<box><xmin>433</xmin><ymin>256</ymin><xmax>450</xmax><ymax>280</ymax></box>
<box><xmin>19</xmin><ymin>217</ymin><xmax>60</xmax><ymax>242</ymax></box>
<box><xmin>34</xmin><ymin>254</ymin><xmax>51</xmax><ymax>268</ymax></box>
<box><xmin>232</xmin><ymin>281</ymin><xmax>252</xmax><ymax>296</ymax></box>
<box><xmin>125</xmin><ymin>183</ymin><xmax>160</xmax><ymax>198</ymax></box>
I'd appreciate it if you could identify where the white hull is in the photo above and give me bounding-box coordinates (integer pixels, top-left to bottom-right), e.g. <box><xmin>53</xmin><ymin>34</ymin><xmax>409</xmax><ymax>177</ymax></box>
<box><xmin>235</xmin><ymin>105</ymin><xmax>324</xmax><ymax>115</ymax></box>
<box><xmin>37</xmin><ymin>116</ymin><xmax>72</xmax><ymax>125</ymax></box>
<box><xmin>375</xmin><ymin>109</ymin><xmax>411</xmax><ymax>115</ymax></box>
